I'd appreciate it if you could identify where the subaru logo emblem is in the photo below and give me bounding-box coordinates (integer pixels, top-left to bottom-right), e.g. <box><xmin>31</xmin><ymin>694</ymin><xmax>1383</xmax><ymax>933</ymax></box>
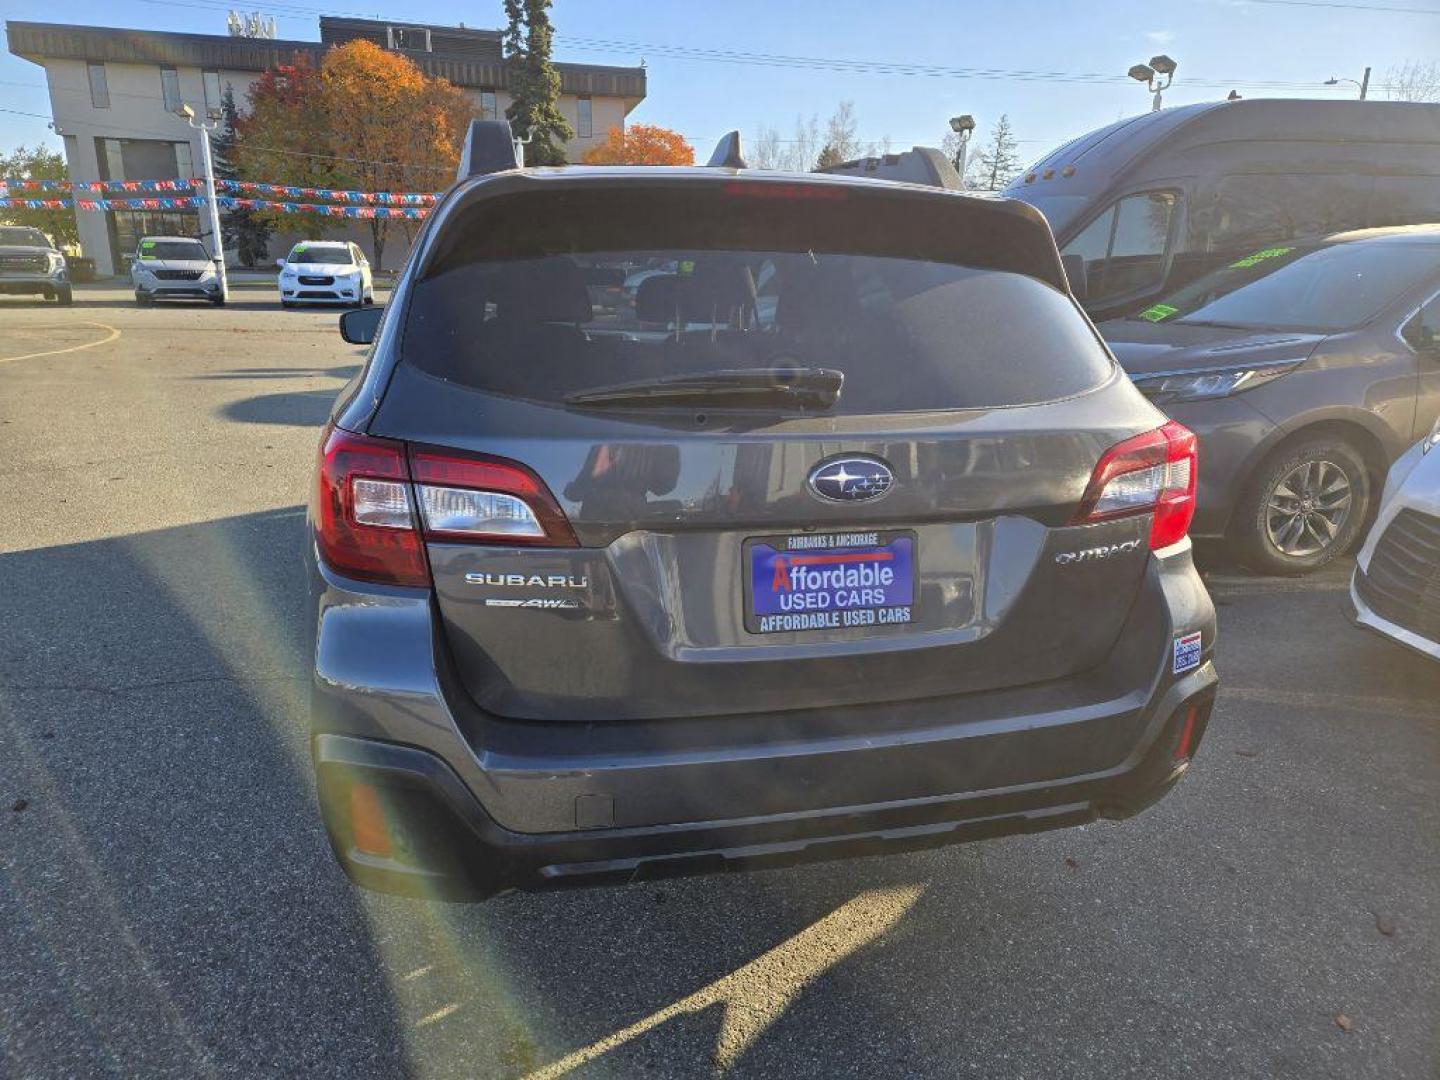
<box><xmin>807</xmin><ymin>456</ymin><xmax>895</xmax><ymax>504</ymax></box>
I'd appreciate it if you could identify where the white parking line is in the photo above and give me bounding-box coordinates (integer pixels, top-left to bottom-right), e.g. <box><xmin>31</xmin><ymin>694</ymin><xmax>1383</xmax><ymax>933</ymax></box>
<box><xmin>0</xmin><ymin>321</ymin><xmax>121</xmax><ymax>365</ymax></box>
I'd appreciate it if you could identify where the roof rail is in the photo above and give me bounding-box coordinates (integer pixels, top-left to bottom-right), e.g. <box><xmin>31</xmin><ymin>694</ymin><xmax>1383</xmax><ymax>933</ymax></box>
<box><xmin>707</xmin><ymin>131</ymin><xmax>747</xmax><ymax>169</ymax></box>
<box><xmin>458</xmin><ymin>119</ymin><xmax>521</xmax><ymax>181</ymax></box>
<box><xmin>817</xmin><ymin>146</ymin><xmax>961</xmax><ymax>189</ymax></box>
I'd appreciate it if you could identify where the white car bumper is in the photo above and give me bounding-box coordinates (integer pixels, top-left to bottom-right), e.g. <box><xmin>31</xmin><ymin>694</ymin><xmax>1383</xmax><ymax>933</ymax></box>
<box><xmin>1350</xmin><ymin>440</ymin><xmax>1440</xmax><ymax>661</ymax></box>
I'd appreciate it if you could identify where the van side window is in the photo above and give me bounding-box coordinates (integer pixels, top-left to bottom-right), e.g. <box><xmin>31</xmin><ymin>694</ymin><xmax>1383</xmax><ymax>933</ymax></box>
<box><xmin>1061</xmin><ymin>191</ymin><xmax>1178</xmax><ymax>303</ymax></box>
<box><xmin>1401</xmin><ymin>295</ymin><xmax>1440</xmax><ymax>353</ymax></box>
<box><xmin>1209</xmin><ymin>174</ymin><xmax>1371</xmax><ymax>251</ymax></box>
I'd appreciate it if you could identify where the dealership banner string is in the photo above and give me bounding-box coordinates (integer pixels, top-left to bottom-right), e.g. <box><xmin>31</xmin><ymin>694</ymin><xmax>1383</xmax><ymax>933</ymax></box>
<box><xmin>0</xmin><ymin>179</ymin><xmax>201</xmax><ymax>193</ymax></box>
<box><xmin>214</xmin><ymin>180</ymin><xmax>439</xmax><ymax>206</ymax></box>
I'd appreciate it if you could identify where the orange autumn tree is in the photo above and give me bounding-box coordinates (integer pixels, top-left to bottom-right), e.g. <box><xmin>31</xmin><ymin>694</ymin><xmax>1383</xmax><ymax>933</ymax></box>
<box><xmin>235</xmin><ymin>41</ymin><xmax>472</xmax><ymax>268</ymax></box>
<box><xmin>582</xmin><ymin>124</ymin><xmax>695</xmax><ymax>166</ymax></box>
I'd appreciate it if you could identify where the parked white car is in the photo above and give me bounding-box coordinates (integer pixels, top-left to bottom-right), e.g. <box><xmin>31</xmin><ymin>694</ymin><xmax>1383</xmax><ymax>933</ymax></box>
<box><xmin>131</xmin><ymin>236</ymin><xmax>222</xmax><ymax>305</ymax></box>
<box><xmin>276</xmin><ymin>241</ymin><xmax>373</xmax><ymax>307</ymax></box>
<box><xmin>1351</xmin><ymin>415</ymin><xmax>1440</xmax><ymax>661</ymax></box>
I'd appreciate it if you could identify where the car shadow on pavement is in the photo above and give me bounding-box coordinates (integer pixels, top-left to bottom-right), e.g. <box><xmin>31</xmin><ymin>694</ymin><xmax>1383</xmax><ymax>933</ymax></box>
<box><xmin>221</xmin><ymin>389</ymin><xmax>348</xmax><ymax>427</ymax></box>
<box><xmin>197</xmin><ymin>366</ymin><xmax>361</xmax><ymax>382</ymax></box>
<box><xmin>0</xmin><ymin>507</ymin><xmax>409</xmax><ymax>1077</ymax></box>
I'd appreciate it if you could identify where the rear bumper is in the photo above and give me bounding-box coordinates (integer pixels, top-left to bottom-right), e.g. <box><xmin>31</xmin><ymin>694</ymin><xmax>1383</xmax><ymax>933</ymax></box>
<box><xmin>308</xmin><ymin>540</ymin><xmax>1218</xmax><ymax>900</ymax></box>
<box><xmin>314</xmin><ymin>672</ymin><xmax>1215</xmax><ymax>901</ymax></box>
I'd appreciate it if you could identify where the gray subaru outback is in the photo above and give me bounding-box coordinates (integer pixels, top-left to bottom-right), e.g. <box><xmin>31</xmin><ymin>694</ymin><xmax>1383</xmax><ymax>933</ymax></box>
<box><xmin>305</xmin><ymin>123</ymin><xmax>1217</xmax><ymax>900</ymax></box>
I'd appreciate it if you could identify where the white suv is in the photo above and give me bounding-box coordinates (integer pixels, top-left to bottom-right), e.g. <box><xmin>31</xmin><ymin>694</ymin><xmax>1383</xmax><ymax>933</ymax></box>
<box><xmin>276</xmin><ymin>241</ymin><xmax>373</xmax><ymax>307</ymax></box>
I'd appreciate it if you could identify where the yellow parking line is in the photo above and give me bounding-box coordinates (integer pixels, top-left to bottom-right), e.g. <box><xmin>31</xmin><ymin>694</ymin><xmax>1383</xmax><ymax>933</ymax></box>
<box><xmin>0</xmin><ymin>321</ymin><xmax>121</xmax><ymax>365</ymax></box>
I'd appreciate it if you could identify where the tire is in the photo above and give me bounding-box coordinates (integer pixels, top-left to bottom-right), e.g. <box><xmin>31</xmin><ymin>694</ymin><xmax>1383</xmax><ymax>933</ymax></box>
<box><xmin>1229</xmin><ymin>436</ymin><xmax>1371</xmax><ymax>575</ymax></box>
<box><xmin>57</xmin><ymin>287</ymin><xmax>73</xmax><ymax>306</ymax></box>
<box><xmin>212</xmin><ymin>295</ymin><xmax>226</xmax><ymax>306</ymax></box>
<box><xmin>362</xmin><ymin>294</ymin><xmax>374</xmax><ymax>306</ymax></box>
<box><xmin>281</xmin><ymin>300</ymin><xmax>294</xmax><ymax>309</ymax></box>
<box><xmin>135</xmin><ymin>291</ymin><xmax>150</xmax><ymax>306</ymax></box>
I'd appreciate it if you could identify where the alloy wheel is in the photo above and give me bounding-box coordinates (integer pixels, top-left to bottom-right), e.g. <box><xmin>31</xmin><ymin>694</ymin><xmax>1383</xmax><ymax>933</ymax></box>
<box><xmin>1264</xmin><ymin>458</ymin><xmax>1353</xmax><ymax>558</ymax></box>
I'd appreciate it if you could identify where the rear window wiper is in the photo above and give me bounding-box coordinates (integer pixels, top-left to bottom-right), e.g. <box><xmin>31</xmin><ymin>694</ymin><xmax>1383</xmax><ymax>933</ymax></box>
<box><xmin>564</xmin><ymin>367</ymin><xmax>844</xmax><ymax>410</ymax></box>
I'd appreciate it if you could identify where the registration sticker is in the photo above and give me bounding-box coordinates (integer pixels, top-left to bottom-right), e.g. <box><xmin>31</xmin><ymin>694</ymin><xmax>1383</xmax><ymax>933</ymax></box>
<box><xmin>745</xmin><ymin>530</ymin><xmax>916</xmax><ymax>634</ymax></box>
<box><xmin>1173</xmin><ymin>630</ymin><xmax>1203</xmax><ymax>674</ymax></box>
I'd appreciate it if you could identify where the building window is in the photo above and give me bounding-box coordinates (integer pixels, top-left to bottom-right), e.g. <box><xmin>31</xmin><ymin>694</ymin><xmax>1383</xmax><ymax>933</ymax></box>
<box><xmin>203</xmin><ymin>71</ymin><xmax>224</xmax><ymax>117</ymax></box>
<box><xmin>99</xmin><ymin>138</ymin><xmax>125</xmax><ymax>181</ymax></box>
<box><xmin>577</xmin><ymin>95</ymin><xmax>593</xmax><ymax>138</ymax></box>
<box><xmin>480</xmin><ymin>89</ymin><xmax>497</xmax><ymax>120</ymax></box>
<box><xmin>160</xmin><ymin>66</ymin><xmax>182</xmax><ymax>113</ymax></box>
<box><xmin>87</xmin><ymin>62</ymin><xmax>110</xmax><ymax>109</ymax></box>
<box><xmin>388</xmin><ymin>26</ymin><xmax>431</xmax><ymax>51</ymax></box>
<box><xmin>175</xmin><ymin>141</ymin><xmax>194</xmax><ymax>181</ymax></box>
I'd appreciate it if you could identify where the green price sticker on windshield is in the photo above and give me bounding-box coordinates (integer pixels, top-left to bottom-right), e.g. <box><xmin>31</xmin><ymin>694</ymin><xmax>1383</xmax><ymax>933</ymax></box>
<box><xmin>1229</xmin><ymin>246</ymin><xmax>1293</xmax><ymax>270</ymax></box>
<box><xmin>140</xmin><ymin>241</ymin><xmax>157</xmax><ymax>259</ymax></box>
<box><xmin>1137</xmin><ymin>303</ymin><xmax>1178</xmax><ymax>323</ymax></box>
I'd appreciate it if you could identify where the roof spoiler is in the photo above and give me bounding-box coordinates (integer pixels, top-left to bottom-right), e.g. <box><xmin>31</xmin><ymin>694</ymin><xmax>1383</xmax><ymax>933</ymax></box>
<box><xmin>458</xmin><ymin>119</ymin><xmax>522</xmax><ymax>181</ymax></box>
<box><xmin>707</xmin><ymin>130</ymin><xmax>747</xmax><ymax>169</ymax></box>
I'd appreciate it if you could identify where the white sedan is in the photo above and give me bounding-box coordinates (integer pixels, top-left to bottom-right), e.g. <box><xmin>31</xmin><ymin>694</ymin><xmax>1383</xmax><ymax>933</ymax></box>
<box><xmin>1350</xmin><ymin>415</ymin><xmax>1440</xmax><ymax>661</ymax></box>
<box><xmin>276</xmin><ymin>241</ymin><xmax>374</xmax><ymax>307</ymax></box>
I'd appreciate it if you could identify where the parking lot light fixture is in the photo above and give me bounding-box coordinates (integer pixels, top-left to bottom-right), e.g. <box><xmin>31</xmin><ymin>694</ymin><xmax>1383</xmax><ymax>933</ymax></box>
<box><xmin>948</xmin><ymin>114</ymin><xmax>976</xmax><ymax>184</ymax></box>
<box><xmin>1129</xmin><ymin>56</ymin><xmax>1177</xmax><ymax>112</ymax></box>
<box><xmin>175</xmin><ymin>102</ymin><xmax>229</xmax><ymax>303</ymax></box>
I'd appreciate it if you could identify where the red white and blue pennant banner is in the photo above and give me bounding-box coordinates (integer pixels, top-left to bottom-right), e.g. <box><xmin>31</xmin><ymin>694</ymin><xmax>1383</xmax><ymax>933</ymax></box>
<box><xmin>216</xmin><ymin>196</ymin><xmax>428</xmax><ymax>219</ymax></box>
<box><xmin>0</xmin><ymin>179</ymin><xmax>201</xmax><ymax>193</ymax></box>
<box><xmin>215</xmin><ymin>180</ymin><xmax>438</xmax><ymax>205</ymax></box>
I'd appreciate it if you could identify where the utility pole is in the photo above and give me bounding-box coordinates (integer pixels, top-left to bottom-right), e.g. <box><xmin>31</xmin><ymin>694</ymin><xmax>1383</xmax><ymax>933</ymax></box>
<box><xmin>176</xmin><ymin>104</ymin><xmax>228</xmax><ymax>303</ymax></box>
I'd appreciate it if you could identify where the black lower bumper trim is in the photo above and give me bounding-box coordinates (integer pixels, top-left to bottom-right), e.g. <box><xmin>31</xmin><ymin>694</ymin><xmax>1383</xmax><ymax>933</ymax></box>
<box><xmin>313</xmin><ymin>685</ymin><xmax>1213</xmax><ymax>901</ymax></box>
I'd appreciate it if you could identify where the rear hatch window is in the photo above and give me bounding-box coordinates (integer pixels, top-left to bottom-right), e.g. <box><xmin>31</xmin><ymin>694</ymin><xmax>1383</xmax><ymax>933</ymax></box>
<box><xmin>401</xmin><ymin>183</ymin><xmax>1113</xmax><ymax>415</ymax></box>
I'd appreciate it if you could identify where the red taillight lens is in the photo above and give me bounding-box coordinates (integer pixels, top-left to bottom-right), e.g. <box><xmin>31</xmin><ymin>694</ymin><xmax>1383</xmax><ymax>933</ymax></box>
<box><xmin>409</xmin><ymin>448</ymin><xmax>578</xmax><ymax>547</ymax></box>
<box><xmin>1073</xmin><ymin>421</ymin><xmax>1198</xmax><ymax>550</ymax></box>
<box><xmin>315</xmin><ymin>429</ymin><xmax>579</xmax><ymax>584</ymax></box>
<box><xmin>315</xmin><ymin>426</ymin><xmax>429</xmax><ymax>586</ymax></box>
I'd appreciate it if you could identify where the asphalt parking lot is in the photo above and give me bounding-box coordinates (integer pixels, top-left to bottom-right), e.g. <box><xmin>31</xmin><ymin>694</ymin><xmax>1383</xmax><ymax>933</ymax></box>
<box><xmin>2</xmin><ymin>284</ymin><xmax>1438</xmax><ymax>1079</ymax></box>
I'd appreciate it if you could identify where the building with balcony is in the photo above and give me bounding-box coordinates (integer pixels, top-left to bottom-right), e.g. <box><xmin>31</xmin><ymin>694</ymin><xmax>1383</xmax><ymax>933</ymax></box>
<box><xmin>6</xmin><ymin>17</ymin><xmax>647</xmax><ymax>275</ymax></box>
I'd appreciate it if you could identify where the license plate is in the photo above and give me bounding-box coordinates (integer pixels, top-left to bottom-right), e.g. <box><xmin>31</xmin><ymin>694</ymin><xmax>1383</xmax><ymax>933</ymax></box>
<box><xmin>744</xmin><ymin>530</ymin><xmax>916</xmax><ymax>634</ymax></box>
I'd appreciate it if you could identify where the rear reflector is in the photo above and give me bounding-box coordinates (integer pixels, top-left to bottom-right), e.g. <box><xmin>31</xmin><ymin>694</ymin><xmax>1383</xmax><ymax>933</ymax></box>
<box><xmin>1074</xmin><ymin>421</ymin><xmax>1198</xmax><ymax>549</ymax></box>
<box><xmin>1173</xmin><ymin>703</ymin><xmax>1201</xmax><ymax>761</ymax></box>
<box><xmin>349</xmin><ymin>781</ymin><xmax>393</xmax><ymax>858</ymax></box>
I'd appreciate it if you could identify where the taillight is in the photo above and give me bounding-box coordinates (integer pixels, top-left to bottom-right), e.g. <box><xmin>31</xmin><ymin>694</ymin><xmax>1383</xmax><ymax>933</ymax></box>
<box><xmin>315</xmin><ymin>426</ymin><xmax>429</xmax><ymax>586</ymax></box>
<box><xmin>1073</xmin><ymin>421</ymin><xmax>1198</xmax><ymax>549</ymax></box>
<box><xmin>313</xmin><ymin>426</ymin><xmax>578</xmax><ymax>587</ymax></box>
<box><xmin>409</xmin><ymin>447</ymin><xmax>578</xmax><ymax>547</ymax></box>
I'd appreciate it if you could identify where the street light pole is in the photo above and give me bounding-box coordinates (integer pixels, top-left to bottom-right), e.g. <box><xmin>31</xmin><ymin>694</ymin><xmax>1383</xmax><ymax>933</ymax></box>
<box><xmin>1325</xmin><ymin>67</ymin><xmax>1371</xmax><ymax>99</ymax></box>
<box><xmin>948</xmin><ymin>114</ymin><xmax>975</xmax><ymax>187</ymax></box>
<box><xmin>177</xmin><ymin>104</ymin><xmax>229</xmax><ymax>303</ymax></box>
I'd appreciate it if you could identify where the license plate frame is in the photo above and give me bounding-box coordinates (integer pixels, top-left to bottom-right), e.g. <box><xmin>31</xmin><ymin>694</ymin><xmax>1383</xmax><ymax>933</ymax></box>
<box><xmin>743</xmin><ymin>529</ymin><xmax>918</xmax><ymax>635</ymax></box>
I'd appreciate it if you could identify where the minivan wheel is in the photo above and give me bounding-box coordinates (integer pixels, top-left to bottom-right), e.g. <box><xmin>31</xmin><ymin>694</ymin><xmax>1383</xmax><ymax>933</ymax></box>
<box><xmin>1230</xmin><ymin>437</ymin><xmax>1370</xmax><ymax>575</ymax></box>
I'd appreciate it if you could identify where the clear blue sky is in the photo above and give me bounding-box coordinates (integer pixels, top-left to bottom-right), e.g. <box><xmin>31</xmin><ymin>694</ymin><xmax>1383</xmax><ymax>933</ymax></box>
<box><xmin>2</xmin><ymin>0</ymin><xmax>1437</xmax><ymax>168</ymax></box>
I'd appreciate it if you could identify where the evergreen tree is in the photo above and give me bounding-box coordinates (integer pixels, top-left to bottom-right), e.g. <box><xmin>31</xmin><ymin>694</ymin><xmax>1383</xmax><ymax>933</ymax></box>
<box><xmin>503</xmin><ymin>0</ymin><xmax>573</xmax><ymax>166</ymax></box>
<box><xmin>211</xmin><ymin>87</ymin><xmax>271</xmax><ymax>266</ymax></box>
<box><xmin>975</xmin><ymin>114</ymin><xmax>1022</xmax><ymax>191</ymax></box>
